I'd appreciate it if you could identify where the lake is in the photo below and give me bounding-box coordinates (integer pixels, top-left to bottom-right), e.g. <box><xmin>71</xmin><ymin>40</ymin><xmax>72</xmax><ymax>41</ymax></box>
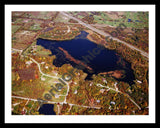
<box><xmin>38</xmin><ymin>104</ymin><xmax>56</xmax><ymax>115</ymax></box>
<box><xmin>37</xmin><ymin>31</ymin><xmax>135</xmax><ymax>85</ymax></box>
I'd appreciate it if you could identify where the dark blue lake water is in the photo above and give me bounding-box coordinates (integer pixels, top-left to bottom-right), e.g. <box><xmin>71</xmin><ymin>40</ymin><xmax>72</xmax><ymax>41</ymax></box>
<box><xmin>38</xmin><ymin>104</ymin><xmax>56</xmax><ymax>115</ymax></box>
<box><xmin>37</xmin><ymin>31</ymin><xmax>135</xmax><ymax>85</ymax></box>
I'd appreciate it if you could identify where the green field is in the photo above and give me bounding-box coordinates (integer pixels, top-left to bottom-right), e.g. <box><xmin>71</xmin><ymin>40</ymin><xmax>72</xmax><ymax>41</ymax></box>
<box><xmin>93</xmin><ymin>12</ymin><xmax>148</xmax><ymax>28</ymax></box>
<box><xmin>12</xmin><ymin>25</ymin><xmax>21</xmax><ymax>34</ymax></box>
<box><xmin>54</xmin><ymin>13</ymin><xmax>70</xmax><ymax>22</ymax></box>
<box><xmin>77</xmin><ymin>15</ymin><xmax>84</xmax><ymax>19</ymax></box>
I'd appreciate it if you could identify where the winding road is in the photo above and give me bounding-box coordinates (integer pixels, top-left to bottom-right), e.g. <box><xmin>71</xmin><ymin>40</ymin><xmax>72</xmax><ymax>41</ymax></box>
<box><xmin>12</xmin><ymin>48</ymin><xmax>141</xmax><ymax>112</ymax></box>
<box><xmin>16</xmin><ymin>56</ymin><xmax>100</xmax><ymax>110</ymax></box>
<box><xmin>12</xmin><ymin>13</ymin><xmax>145</xmax><ymax>113</ymax></box>
<box><xmin>30</xmin><ymin>57</ymin><xmax>58</xmax><ymax>79</ymax></box>
<box><xmin>96</xmin><ymin>83</ymin><xmax>141</xmax><ymax>110</ymax></box>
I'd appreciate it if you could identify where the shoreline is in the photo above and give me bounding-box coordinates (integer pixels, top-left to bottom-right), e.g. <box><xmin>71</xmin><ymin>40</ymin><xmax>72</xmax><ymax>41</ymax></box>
<box><xmin>84</xmin><ymin>29</ymin><xmax>109</xmax><ymax>49</ymax></box>
<box><xmin>38</xmin><ymin>32</ymin><xmax>81</xmax><ymax>41</ymax></box>
<box><xmin>58</xmin><ymin>47</ymin><xmax>93</xmax><ymax>71</ymax></box>
<box><xmin>38</xmin><ymin>29</ymin><xmax>148</xmax><ymax>82</ymax></box>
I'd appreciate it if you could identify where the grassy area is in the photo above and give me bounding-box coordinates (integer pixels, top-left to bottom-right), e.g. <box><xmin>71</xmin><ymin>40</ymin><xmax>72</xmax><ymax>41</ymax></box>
<box><xmin>12</xmin><ymin>79</ymin><xmax>47</xmax><ymax>99</ymax></box>
<box><xmin>54</xmin><ymin>13</ymin><xmax>69</xmax><ymax>22</ymax></box>
<box><xmin>93</xmin><ymin>15</ymin><xmax>102</xmax><ymax>21</ymax></box>
<box><xmin>101</xmin><ymin>12</ymin><xmax>111</xmax><ymax>20</ymax></box>
<box><xmin>12</xmin><ymin>72</ymin><xmax>16</xmax><ymax>81</ymax></box>
<box><xmin>122</xmin><ymin>12</ymin><xmax>148</xmax><ymax>28</ymax></box>
<box><xmin>77</xmin><ymin>15</ymin><xmax>84</xmax><ymax>19</ymax></box>
<box><xmin>12</xmin><ymin>25</ymin><xmax>21</xmax><ymax>34</ymax></box>
<box><xmin>42</xmin><ymin>90</ymin><xmax>66</xmax><ymax>102</ymax></box>
<box><xmin>13</xmin><ymin>18</ymin><xmax>24</xmax><ymax>24</ymax></box>
<box><xmin>23</xmin><ymin>12</ymin><xmax>52</xmax><ymax>20</ymax></box>
<box><xmin>36</xmin><ymin>45</ymin><xmax>51</xmax><ymax>55</ymax></box>
<box><xmin>39</xmin><ymin>73</ymin><xmax>68</xmax><ymax>102</ymax></box>
<box><xmin>23</xmin><ymin>43</ymin><xmax>51</xmax><ymax>56</ymax></box>
<box><xmin>92</xmin><ymin>11</ymin><xmax>148</xmax><ymax>28</ymax></box>
<box><xmin>29</xmin><ymin>24</ymin><xmax>42</xmax><ymax>31</ymax></box>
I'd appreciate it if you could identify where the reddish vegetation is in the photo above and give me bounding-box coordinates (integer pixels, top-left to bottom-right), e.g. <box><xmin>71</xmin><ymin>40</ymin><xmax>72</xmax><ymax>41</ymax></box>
<box><xmin>58</xmin><ymin>47</ymin><xmax>93</xmax><ymax>71</ymax></box>
<box><xmin>21</xmin><ymin>111</ymin><xmax>26</xmax><ymax>115</ymax></box>
<box><xmin>99</xmin><ymin>70</ymin><xmax>124</xmax><ymax>78</ymax></box>
<box><xmin>68</xmin><ymin>19</ymin><xmax>78</xmax><ymax>23</ymax></box>
<box><xmin>35</xmin><ymin>74</ymin><xmax>39</xmax><ymax>79</ymax></box>
<box><xmin>17</xmin><ymin>68</ymin><xmax>36</xmax><ymax>80</ymax></box>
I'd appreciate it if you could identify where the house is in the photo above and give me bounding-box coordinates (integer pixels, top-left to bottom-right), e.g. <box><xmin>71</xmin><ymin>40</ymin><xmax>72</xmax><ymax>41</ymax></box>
<box><xmin>45</xmin><ymin>66</ymin><xmax>48</xmax><ymax>69</ymax></box>
<box><xmin>114</xmin><ymin>82</ymin><xmax>117</xmax><ymax>86</ymax></box>
<box><xmin>41</xmin><ymin>76</ymin><xmax>45</xmax><ymax>81</ymax></box>
<box><xmin>26</xmin><ymin>61</ymin><xmax>32</xmax><ymax>65</ymax></box>
<box><xmin>74</xmin><ymin>90</ymin><xmax>77</xmax><ymax>94</ymax></box>
<box><xmin>89</xmin><ymin>82</ymin><xmax>93</xmax><ymax>86</ymax></box>
<box><xmin>100</xmin><ymin>89</ymin><xmax>105</xmax><ymax>93</ymax></box>
<box><xmin>110</xmin><ymin>101</ymin><xmax>115</xmax><ymax>105</ymax></box>
<box><xmin>55</xmin><ymin>94</ymin><xmax>59</xmax><ymax>98</ymax></box>
<box><xmin>96</xmin><ymin>100</ymin><xmax>100</xmax><ymax>103</ymax></box>
<box><xmin>102</xmin><ymin>78</ymin><xmax>107</xmax><ymax>84</ymax></box>
<box><xmin>41</xmin><ymin>62</ymin><xmax>45</xmax><ymax>65</ymax></box>
<box><xmin>136</xmin><ymin>79</ymin><xmax>142</xmax><ymax>84</ymax></box>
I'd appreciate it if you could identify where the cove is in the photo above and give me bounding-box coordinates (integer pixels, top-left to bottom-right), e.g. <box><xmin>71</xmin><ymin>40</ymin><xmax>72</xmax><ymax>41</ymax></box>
<box><xmin>36</xmin><ymin>31</ymin><xmax>135</xmax><ymax>85</ymax></box>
